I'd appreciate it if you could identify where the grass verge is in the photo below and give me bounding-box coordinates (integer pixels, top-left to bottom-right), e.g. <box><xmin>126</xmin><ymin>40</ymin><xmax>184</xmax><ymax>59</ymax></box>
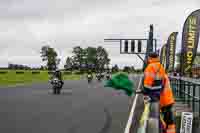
<box><xmin>0</xmin><ymin>70</ymin><xmax>81</xmax><ymax>87</ymax></box>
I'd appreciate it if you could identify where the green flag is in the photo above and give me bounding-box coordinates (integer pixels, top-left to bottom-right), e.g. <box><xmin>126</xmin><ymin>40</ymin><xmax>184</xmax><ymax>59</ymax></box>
<box><xmin>104</xmin><ymin>72</ymin><xmax>135</xmax><ymax>96</ymax></box>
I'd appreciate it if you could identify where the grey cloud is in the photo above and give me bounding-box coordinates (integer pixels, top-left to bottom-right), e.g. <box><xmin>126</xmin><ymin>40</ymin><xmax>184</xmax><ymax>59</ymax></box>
<box><xmin>0</xmin><ymin>0</ymin><xmax>126</xmax><ymax>20</ymax></box>
<box><xmin>0</xmin><ymin>0</ymin><xmax>199</xmax><ymax>68</ymax></box>
<box><xmin>151</xmin><ymin>0</ymin><xmax>180</xmax><ymax>6</ymax></box>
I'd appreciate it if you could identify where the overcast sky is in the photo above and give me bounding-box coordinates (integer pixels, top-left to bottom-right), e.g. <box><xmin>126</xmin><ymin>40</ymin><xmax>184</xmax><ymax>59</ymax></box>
<box><xmin>0</xmin><ymin>0</ymin><xmax>200</xmax><ymax>69</ymax></box>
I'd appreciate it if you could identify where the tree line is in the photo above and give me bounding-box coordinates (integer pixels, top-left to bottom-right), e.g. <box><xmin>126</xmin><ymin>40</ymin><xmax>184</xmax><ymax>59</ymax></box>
<box><xmin>64</xmin><ymin>46</ymin><xmax>110</xmax><ymax>72</ymax></box>
<box><xmin>5</xmin><ymin>45</ymin><xmax>143</xmax><ymax>73</ymax></box>
<box><xmin>7</xmin><ymin>63</ymin><xmax>46</xmax><ymax>70</ymax></box>
<box><xmin>40</xmin><ymin>45</ymin><xmax>110</xmax><ymax>72</ymax></box>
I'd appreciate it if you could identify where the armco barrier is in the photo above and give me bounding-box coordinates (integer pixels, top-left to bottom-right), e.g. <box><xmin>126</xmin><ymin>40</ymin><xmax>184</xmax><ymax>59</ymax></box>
<box><xmin>63</xmin><ymin>71</ymin><xmax>72</xmax><ymax>75</ymax></box>
<box><xmin>48</xmin><ymin>71</ymin><xmax>53</xmax><ymax>74</ymax></box>
<box><xmin>32</xmin><ymin>71</ymin><xmax>41</xmax><ymax>74</ymax></box>
<box><xmin>16</xmin><ymin>71</ymin><xmax>24</xmax><ymax>74</ymax></box>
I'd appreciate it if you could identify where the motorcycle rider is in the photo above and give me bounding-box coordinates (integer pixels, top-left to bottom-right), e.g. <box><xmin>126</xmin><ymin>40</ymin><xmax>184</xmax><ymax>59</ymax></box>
<box><xmin>87</xmin><ymin>70</ymin><xmax>93</xmax><ymax>80</ymax></box>
<box><xmin>52</xmin><ymin>69</ymin><xmax>64</xmax><ymax>88</ymax></box>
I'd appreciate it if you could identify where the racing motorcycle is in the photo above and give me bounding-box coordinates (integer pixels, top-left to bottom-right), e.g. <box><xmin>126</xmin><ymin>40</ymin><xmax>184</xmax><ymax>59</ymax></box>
<box><xmin>87</xmin><ymin>74</ymin><xmax>93</xmax><ymax>83</ymax></box>
<box><xmin>49</xmin><ymin>77</ymin><xmax>63</xmax><ymax>94</ymax></box>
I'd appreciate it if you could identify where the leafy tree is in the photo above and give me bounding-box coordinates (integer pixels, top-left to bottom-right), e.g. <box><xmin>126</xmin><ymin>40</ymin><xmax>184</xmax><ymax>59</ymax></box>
<box><xmin>72</xmin><ymin>46</ymin><xmax>85</xmax><ymax>70</ymax></box>
<box><xmin>8</xmin><ymin>63</ymin><xmax>14</xmax><ymax>69</ymax></box>
<box><xmin>40</xmin><ymin>66</ymin><xmax>45</xmax><ymax>70</ymax></box>
<box><xmin>130</xmin><ymin>66</ymin><xmax>135</xmax><ymax>73</ymax></box>
<box><xmin>96</xmin><ymin>46</ymin><xmax>110</xmax><ymax>72</ymax></box>
<box><xmin>15</xmin><ymin>64</ymin><xmax>19</xmax><ymax>70</ymax></box>
<box><xmin>40</xmin><ymin>45</ymin><xmax>60</xmax><ymax>70</ymax></box>
<box><xmin>64</xmin><ymin>57</ymin><xmax>73</xmax><ymax>71</ymax></box>
<box><xmin>69</xmin><ymin>46</ymin><xmax>110</xmax><ymax>72</ymax></box>
<box><xmin>123</xmin><ymin>66</ymin><xmax>130</xmax><ymax>73</ymax></box>
<box><xmin>85</xmin><ymin>47</ymin><xmax>97</xmax><ymax>71</ymax></box>
<box><xmin>112</xmin><ymin>64</ymin><xmax>119</xmax><ymax>73</ymax></box>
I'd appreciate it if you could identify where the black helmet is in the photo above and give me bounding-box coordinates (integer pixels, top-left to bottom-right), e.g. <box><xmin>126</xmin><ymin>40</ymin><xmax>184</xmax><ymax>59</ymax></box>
<box><xmin>148</xmin><ymin>52</ymin><xmax>159</xmax><ymax>58</ymax></box>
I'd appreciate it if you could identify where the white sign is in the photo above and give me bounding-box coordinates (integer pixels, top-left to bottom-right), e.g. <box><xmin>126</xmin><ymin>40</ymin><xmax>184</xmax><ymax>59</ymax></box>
<box><xmin>180</xmin><ymin>112</ymin><xmax>193</xmax><ymax>133</ymax></box>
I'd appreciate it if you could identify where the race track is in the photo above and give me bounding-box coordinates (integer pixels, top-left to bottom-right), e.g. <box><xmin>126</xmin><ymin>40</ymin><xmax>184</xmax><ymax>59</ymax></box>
<box><xmin>0</xmin><ymin>75</ymin><xmax>140</xmax><ymax>133</ymax></box>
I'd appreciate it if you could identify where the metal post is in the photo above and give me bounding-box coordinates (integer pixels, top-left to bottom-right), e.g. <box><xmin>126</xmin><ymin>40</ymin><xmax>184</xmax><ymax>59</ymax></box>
<box><xmin>143</xmin><ymin>25</ymin><xmax>154</xmax><ymax>70</ymax></box>
<box><xmin>180</xmin><ymin>80</ymin><xmax>182</xmax><ymax>99</ymax></box>
<box><xmin>193</xmin><ymin>84</ymin><xmax>196</xmax><ymax>112</ymax></box>
<box><xmin>120</xmin><ymin>40</ymin><xmax>122</xmax><ymax>54</ymax></box>
<box><xmin>173</xmin><ymin>79</ymin><xmax>176</xmax><ymax>95</ymax></box>
<box><xmin>183</xmin><ymin>81</ymin><xmax>186</xmax><ymax>102</ymax></box>
<box><xmin>199</xmin><ymin>84</ymin><xmax>200</xmax><ymax>117</ymax></box>
<box><xmin>188</xmin><ymin>82</ymin><xmax>191</xmax><ymax>106</ymax></box>
<box><xmin>176</xmin><ymin>78</ymin><xmax>178</xmax><ymax>97</ymax></box>
<box><xmin>178</xmin><ymin>79</ymin><xmax>180</xmax><ymax>98</ymax></box>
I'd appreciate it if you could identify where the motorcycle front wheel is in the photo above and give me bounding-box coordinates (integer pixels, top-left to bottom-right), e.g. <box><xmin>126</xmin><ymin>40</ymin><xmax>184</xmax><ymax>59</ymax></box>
<box><xmin>53</xmin><ymin>87</ymin><xmax>61</xmax><ymax>94</ymax></box>
<box><xmin>56</xmin><ymin>89</ymin><xmax>61</xmax><ymax>94</ymax></box>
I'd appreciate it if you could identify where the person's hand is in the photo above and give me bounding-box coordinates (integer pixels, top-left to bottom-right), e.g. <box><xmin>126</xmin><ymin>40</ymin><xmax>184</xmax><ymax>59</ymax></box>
<box><xmin>135</xmin><ymin>89</ymin><xmax>143</xmax><ymax>94</ymax></box>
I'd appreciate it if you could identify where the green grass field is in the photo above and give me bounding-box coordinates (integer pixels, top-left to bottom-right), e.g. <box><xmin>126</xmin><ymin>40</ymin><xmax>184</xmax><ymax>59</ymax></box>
<box><xmin>0</xmin><ymin>70</ymin><xmax>81</xmax><ymax>87</ymax></box>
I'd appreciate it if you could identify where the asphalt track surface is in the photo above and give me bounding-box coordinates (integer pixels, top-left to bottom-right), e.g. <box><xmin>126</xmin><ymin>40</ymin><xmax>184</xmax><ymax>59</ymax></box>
<box><xmin>0</xmin><ymin>75</ymin><xmax>140</xmax><ymax>133</ymax></box>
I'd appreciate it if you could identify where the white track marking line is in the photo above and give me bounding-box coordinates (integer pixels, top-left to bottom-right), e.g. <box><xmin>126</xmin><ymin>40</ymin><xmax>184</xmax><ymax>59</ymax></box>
<box><xmin>124</xmin><ymin>76</ymin><xmax>143</xmax><ymax>133</ymax></box>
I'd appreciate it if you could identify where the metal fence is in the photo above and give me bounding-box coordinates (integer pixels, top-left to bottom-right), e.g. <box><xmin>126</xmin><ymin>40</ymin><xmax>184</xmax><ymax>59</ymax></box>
<box><xmin>169</xmin><ymin>76</ymin><xmax>200</xmax><ymax>117</ymax></box>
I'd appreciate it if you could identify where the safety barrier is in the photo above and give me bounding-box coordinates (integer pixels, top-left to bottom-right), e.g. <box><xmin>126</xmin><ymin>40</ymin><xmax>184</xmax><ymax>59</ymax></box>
<box><xmin>48</xmin><ymin>71</ymin><xmax>54</xmax><ymax>74</ymax></box>
<box><xmin>15</xmin><ymin>71</ymin><xmax>25</xmax><ymax>74</ymax></box>
<box><xmin>0</xmin><ymin>71</ymin><xmax>8</xmax><ymax>74</ymax></box>
<box><xmin>32</xmin><ymin>71</ymin><xmax>41</xmax><ymax>74</ymax></box>
<box><xmin>170</xmin><ymin>76</ymin><xmax>200</xmax><ymax>117</ymax></box>
<box><xmin>63</xmin><ymin>71</ymin><xmax>72</xmax><ymax>75</ymax></box>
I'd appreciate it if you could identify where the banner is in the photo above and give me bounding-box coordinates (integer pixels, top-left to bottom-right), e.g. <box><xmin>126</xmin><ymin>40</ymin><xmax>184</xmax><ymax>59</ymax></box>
<box><xmin>166</xmin><ymin>32</ymin><xmax>178</xmax><ymax>72</ymax></box>
<box><xmin>160</xmin><ymin>45</ymin><xmax>164</xmax><ymax>64</ymax></box>
<box><xmin>160</xmin><ymin>44</ymin><xmax>167</xmax><ymax>69</ymax></box>
<box><xmin>181</xmin><ymin>9</ymin><xmax>200</xmax><ymax>75</ymax></box>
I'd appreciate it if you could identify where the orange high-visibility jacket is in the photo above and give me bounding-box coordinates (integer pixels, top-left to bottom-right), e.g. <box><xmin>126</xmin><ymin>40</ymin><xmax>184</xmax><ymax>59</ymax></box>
<box><xmin>143</xmin><ymin>57</ymin><xmax>175</xmax><ymax>108</ymax></box>
<box><xmin>160</xmin><ymin>74</ymin><xmax>175</xmax><ymax>108</ymax></box>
